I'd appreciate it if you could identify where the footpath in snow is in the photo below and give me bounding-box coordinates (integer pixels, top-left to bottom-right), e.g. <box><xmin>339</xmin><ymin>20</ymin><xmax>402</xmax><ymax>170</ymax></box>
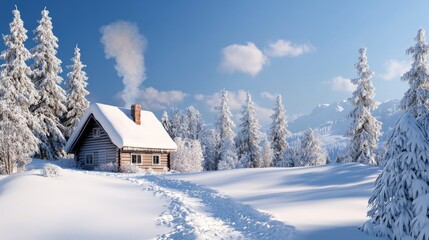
<box><xmin>167</xmin><ymin>163</ymin><xmax>386</xmax><ymax>240</ymax></box>
<box><xmin>94</xmin><ymin>171</ymin><xmax>295</xmax><ymax>240</ymax></box>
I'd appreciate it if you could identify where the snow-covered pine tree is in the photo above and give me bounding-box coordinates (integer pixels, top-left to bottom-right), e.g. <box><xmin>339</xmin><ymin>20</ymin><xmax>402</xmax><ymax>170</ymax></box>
<box><xmin>236</xmin><ymin>92</ymin><xmax>262</xmax><ymax>168</ymax></box>
<box><xmin>363</xmin><ymin>29</ymin><xmax>429</xmax><ymax>240</ymax></box>
<box><xmin>216</xmin><ymin>90</ymin><xmax>238</xmax><ymax>170</ymax></box>
<box><xmin>260</xmin><ymin>136</ymin><xmax>273</xmax><ymax>167</ymax></box>
<box><xmin>161</xmin><ymin>111</ymin><xmax>171</xmax><ymax>134</ymax></box>
<box><xmin>345</xmin><ymin>48</ymin><xmax>381</xmax><ymax>165</ymax></box>
<box><xmin>217</xmin><ymin>138</ymin><xmax>238</xmax><ymax>171</ymax></box>
<box><xmin>0</xmin><ymin>8</ymin><xmax>39</xmax><ymax>173</ymax></box>
<box><xmin>0</xmin><ymin>105</ymin><xmax>39</xmax><ymax>174</ymax></box>
<box><xmin>362</xmin><ymin>113</ymin><xmax>429</xmax><ymax>239</ymax></box>
<box><xmin>270</xmin><ymin>95</ymin><xmax>291</xmax><ymax>167</ymax></box>
<box><xmin>170</xmin><ymin>137</ymin><xmax>203</xmax><ymax>173</ymax></box>
<box><xmin>280</xmin><ymin>147</ymin><xmax>297</xmax><ymax>167</ymax></box>
<box><xmin>200</xmin><ymin>128</ymin><xmax>218</xmax><ymax>171</ymax></box>
<box><xmin>168</xmin><ymin>108</ymin><xmax>185</xmax><ymax>139</ymax></box>
<box><xmin>31</xmin><ymin>8</ymin><xmax>67</xmax><ymax>159</ymax></box>
<box><xmin>295</xmin><ymin>128</ymin><xmax>327</xmax><ymax>166</ymax></box>
<box><xmin>185</xmin><ymin>105</ymin><xmax>202</xmax><ymax>140</ymax></box>
<box><xmin>401</xmin><ymin>28</ymin><xmax>429</xmax><ymax>118</ymax></box>
<box><xmin>64</xmin><ymin>46</ymin><xmax>89</xmax><ymax>140</ymax></box>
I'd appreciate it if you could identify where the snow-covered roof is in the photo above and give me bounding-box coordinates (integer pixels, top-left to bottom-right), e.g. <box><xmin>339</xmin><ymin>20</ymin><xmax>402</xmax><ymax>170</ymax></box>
<box><xmin>65</xmin><ymin>103</ymin><xmax>177</xmax><ymax>152</ymax></box>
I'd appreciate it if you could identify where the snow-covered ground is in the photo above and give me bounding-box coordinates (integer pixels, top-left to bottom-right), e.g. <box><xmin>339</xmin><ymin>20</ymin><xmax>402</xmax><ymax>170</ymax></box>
<box><xmin>0</xmin><ymin>160</ymin><xmax>384</xmax><ymax>239</ymax></box>
<box><xmin>0</xmin><ymin>160</ymin><xmax>170</xmax><ymax>240</ymax></box>
<box><xmin>167</xmin><ymin>163</ymin><xmax>385</xmax><ymax>240</ymax></box>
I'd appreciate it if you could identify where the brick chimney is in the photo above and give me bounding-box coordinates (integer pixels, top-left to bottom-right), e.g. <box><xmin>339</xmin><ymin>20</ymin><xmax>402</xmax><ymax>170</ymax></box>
<box><xmin>131</xmin><ymin>104</ymin><xmax>141</xmax><ymax>125</ymax></box>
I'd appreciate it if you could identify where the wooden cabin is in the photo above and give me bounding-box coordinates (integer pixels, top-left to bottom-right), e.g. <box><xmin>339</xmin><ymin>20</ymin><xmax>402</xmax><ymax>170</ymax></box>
<box><xmin>65</xmin><ymin>103</ymin><xmax>177</xmax><ymax>172</ymax></box>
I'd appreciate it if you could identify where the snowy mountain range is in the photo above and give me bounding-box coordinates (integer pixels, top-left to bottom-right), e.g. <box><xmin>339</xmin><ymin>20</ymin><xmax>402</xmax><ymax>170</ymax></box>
<box><xmin>288</xmin><ymin>99</ymin><xmax>403</xmax><ymax>161</ymax></box>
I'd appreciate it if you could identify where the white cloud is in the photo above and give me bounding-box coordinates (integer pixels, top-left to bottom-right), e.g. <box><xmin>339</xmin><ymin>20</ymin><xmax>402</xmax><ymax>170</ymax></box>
<box><xmin>219</xmin><ymin>42</ymin><xmax>267</xmax><ymax>76</ymax></box>
<box><xmin>380</xmin><ymin>59</ymin><xmax>410</xmax><ymax>80</ymax></box>
<box><xmin>261</xmin><ymin>91</ymin><xmax>277</xmax><ymax>100</ymax></box>
<box><xmin>195</xmin><ymin>90</ymin><xmax>274</xmax><ymax>126</ymax></box>
<box><xmin>265</xmin><ymin>39</ymin><xmax>313</xmax><ymax>57</ymax></box>
<box><xmin>326</xmin><ymin>76</ymin><xmax>356</xmax><ymax>92</ymax></box>
<box><xmin>100</xmin><ymin>21</ymin><xmax>147</xmax><ymax>107</ymax></box>
<box><xmin>137</xmin><ymin>87</ymin><xmax>187</xmax><ymax>110</ymax></box>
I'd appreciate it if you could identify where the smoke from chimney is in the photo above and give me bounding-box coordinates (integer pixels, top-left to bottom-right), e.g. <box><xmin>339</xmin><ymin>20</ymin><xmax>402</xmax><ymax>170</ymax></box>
<box><xmin>100</xmin><ymin>21</ymin><xmax>147</xmax><ymax>107</ymax></box>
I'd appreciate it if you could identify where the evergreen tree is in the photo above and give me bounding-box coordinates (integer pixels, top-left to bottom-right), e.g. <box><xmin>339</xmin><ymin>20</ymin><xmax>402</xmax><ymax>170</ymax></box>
<box><xmin>0</xmin><ymin>105</ymin><xmax>39</xmax><ymax>174</ymax></box>
<box><xmin>185</xmin><ymin>105</ymin><xmax>202</xmax><ymax>140</ymax></box>
<box><xmin>64</xmin><ymin>46</ymin><xmax>89</xmax><ymax>139</ymax></box>
<box><xmin>161</xmin><ymin>111</ymin><xmax>171</xmax><ymax>134</ymax></box>
<box><xmin>363</xmin><ymin>29</ymin><xmax>429</xmax><ymax>239</ymax></box>
<box><xmin>295</xmin><ymin>128</ymin><xmax>327</xmax><ymax>166</ymax></box>
<box><xmin>362</xmin><ymin>113</ymin><xmax>429</xmax><ymax>239</ymax></box>
<box><xmin>345</xmin><ymin>48</ymin><xmax>381</xmax><ymax>165</ymax></box>
<box><xmin>170</xmin><ymin>137</ymin><xmax>204</xmax><ymax>173</ymax></box>
<box><xmin>270</xmin><ymin>95</ymin><xmax>291</xmax><ymax>166</ymax></box>
<box><xmin>201</xmin><ymin>128</ymin><xmax>218</xmax><ymax>171</ymax></box>
<box><xmin>217</xmin><ymin>139</ymin><xmax>238</xmax><ymax>171</ymax></box>
<box><xmin>169</xmin><ymin>108</ymin><xmax>185</xmax><ymax>139</ymax></box>
<box><xmin>279</xmin><ymin>147</ymin><xmax>297</xmax><ymax>167</ymax></box>
<box><xmin>401</xmin><ymin>28</ymin><xmax>429</xmax><ymax>118</ymax></box>
<box><xmin>216</xmin><ymin>90</ymin><xmax>238</xmax><ymax>170</ymax></box>
<box><xmin>0</xmin><ymin>8</ymin><xmax>39</xmax><ymax>173</ymax></box>
<box><xmin>31</xmin><ymin>8</ymin><xmax>67</xmax><ymax>159</ymax></box>
<box><xmin>236</xmin><ymin>92</ymin><xmax>262</xmax><ymax>168</ymax></box>
<box><xmin>260</xmin><ymin>136</ymin><xmax>273</xmax><ymax>167</ymax></box>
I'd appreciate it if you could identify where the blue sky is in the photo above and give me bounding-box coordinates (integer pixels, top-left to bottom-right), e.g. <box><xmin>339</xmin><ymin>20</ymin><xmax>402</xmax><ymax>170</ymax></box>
<box><xmin>1</xmin><ymin>0</ymin><xmax>428</xmax><ymax>127</ymax></box>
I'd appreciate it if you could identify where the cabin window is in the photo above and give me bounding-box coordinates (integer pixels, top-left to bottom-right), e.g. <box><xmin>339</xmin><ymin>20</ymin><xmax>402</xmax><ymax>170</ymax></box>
<box><xmin>85</xmin><ymin>154</ymin><xmax>93</xmax><ymax>165</ymax></box>
<box><xmin>131</xmin><ymin>154</ymin><xmax>142</xmax><ymax>164</ymax></box>
<box><xmin>93</xmin><ymin>128</ymin><xmax>101</xmax><ymax>138</ymax></box>
<box><xmin>152</xmin><ymin>154</ymin><xmax>160</xmax><ymax>165</ymax></box>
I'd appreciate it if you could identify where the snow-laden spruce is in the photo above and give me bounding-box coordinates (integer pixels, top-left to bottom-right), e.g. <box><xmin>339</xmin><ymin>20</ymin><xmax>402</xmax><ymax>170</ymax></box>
<box><xmin>200</xmin><ymin>128</ymin><xmax>218</xmax><ymax>171</ymax></box>
<box><xmin>270</xmin><ymin>95</ymin><xmax>291</xmax><ymax>167</ymax></box>
<box><xmin>185</xmin><ymin>105</ymin><xmax>202</xmax><ymax>140</ymax></box>
<box><xmin>295</xmin><ymin>128</ymin><xmax>327</xmax><ymax>166</ymax></box>
<box><xmin>171</xmin><ymin>137</ymin><xmax>204</xmax><ymax>173</ymax></box>
<box><xmin>401</xmin><ymin>28</ymin><xmax>429</xmax><ymax>118</ymax></box>
<box><xmin>345</xmin><ymin>48</ymin><xmax>381</xmax><ymax>165</ymax></box>
<box><xmin>236</xmin><ymin>92</ymin><xmax>262</xmax><ymax>168</ymax></box>
<box><xmin>168</xmin><ymin>108</ymin><xmax>185</xmax><ymax>139</ymax></box>
<box><xmin>0</xmin><ymin>8</ymin><xmax>39</xmax><ymax>174</ymax></box>
<box><xmin>363</xmin><ymin>29</ymin><xmax>429</xmax><ymax>240</ymax></box>
<box><xmin>161</xmin><ymin>111</ymin><xmax>171</xmax><ymax>134</ymax></box>
<box><xmin>31</xmin><ymin>8</ymin><xmax>67</xmax><ymax>159</ymax></box>
<box><xmin>0</xmin><ymin>105</ymin><xmax>39</xmax><ymax>174</ymax></box>
<box><xmin>216</xmin><ymin>90</ymin><xmax>238</xmax><ymax>170</ymax></box>
<box><xmin>280</xmin><ymin>147</ymin><xmax>297</xmax><ymax>167</ymax></box>
<box><xmin>260</xmin><ymin>136</ymin><xmax>273</xmax><ymax>167</ymax></box>
<box><xmin>164</xmin><ymin>106</ymin><xmax>202</xmax><ymax>140</ymax></box>
<box><xmin>64</xmin><ymin>46</ymin><xmax>89</xmax><ymax>140</ymax></box>
<box><xmin>362</xmin><ymin>113</ymin><xmax>429</xmax><ymax>239</ymax></box>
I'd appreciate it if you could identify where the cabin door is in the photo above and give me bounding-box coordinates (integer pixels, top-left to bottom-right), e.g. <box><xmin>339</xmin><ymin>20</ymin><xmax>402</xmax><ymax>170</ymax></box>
<box><xmin>99</xmin><ymin>150</ymin><xmax>107</xmax><ymax>165</ymax></box>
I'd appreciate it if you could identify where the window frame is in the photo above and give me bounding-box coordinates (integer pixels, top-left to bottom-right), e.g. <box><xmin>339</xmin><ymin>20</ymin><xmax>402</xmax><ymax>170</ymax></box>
<box><xmin>85</xmin><ymin>154</ymin><xmax>93</xmax><ymax>165</ymax></box>
<box><xmin>131</xmin><ymin>154</ymin><xmax>142</xmax><ymax>164</ymax></box>
<box><xmin>93</xmin><ymin>128</ymin><xmax>101</xmax><ymax>138</ymax></box>
<box><xmin>152</xmin><ymin>154</ymin><xmax>161</xmax><ymax>165</ymax></box>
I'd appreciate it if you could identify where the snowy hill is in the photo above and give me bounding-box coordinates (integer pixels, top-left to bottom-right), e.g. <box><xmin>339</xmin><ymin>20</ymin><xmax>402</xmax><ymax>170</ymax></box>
<box><xmin>288</xmin><ymin>99</ymin><xmax>402</xmax><ymax>160</ymax></box>
<box><xmin>0</xmin><ymin>160</ymin><xmax>385</xmax><ymax>239</ymax></box>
